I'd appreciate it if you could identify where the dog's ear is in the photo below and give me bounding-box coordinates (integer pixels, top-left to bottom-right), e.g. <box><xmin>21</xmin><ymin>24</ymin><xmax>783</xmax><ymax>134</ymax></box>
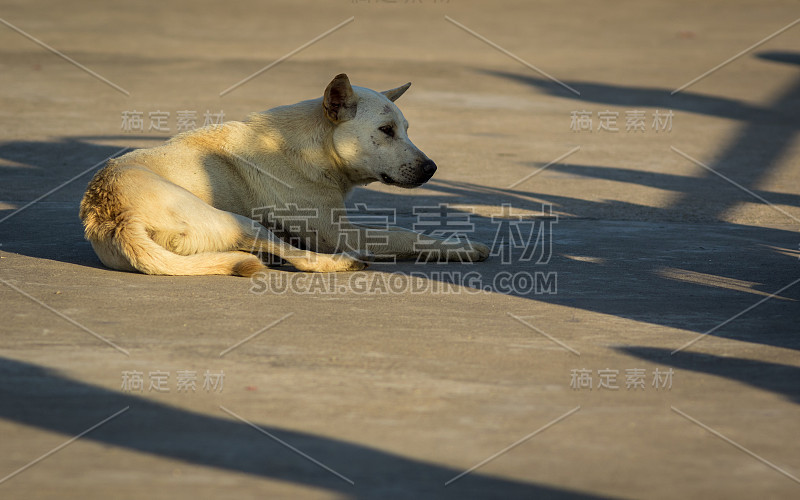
<box><xmin>323</xmin><ymin>74</ymin><xmax>358</xmax><ymax>123</ymax></box>
<box><xmin>381</xmin><ymin>82</ymin><xmax>411</xmax><ymax>102</ymax></box>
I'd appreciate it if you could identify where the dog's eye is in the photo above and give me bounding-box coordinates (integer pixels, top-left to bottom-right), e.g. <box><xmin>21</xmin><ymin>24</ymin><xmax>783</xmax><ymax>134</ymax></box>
<box><xmin>379</xmin><ymin>125</ymin><xmax>394</xmax><ymax>138</ymax></box>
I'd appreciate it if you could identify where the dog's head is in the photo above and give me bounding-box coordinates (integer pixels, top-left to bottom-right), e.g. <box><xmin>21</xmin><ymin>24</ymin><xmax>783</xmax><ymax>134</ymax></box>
<box><xmin>323</xmin><ymin>73</ymin><xmax>437</xmax><ymax>188</ymax></box>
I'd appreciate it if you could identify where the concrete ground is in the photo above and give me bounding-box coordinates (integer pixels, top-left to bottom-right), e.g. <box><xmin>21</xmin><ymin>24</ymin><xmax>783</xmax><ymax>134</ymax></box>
<box><xmin>1</xmin><ymin>1</ymin><xmax>799</xmax><ymax>498</ymax></box>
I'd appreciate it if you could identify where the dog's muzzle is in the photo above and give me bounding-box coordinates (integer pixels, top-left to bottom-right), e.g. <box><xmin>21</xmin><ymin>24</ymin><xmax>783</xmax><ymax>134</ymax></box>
<box><xmin>420</xmin><ymin>159</ymin><xmax>437</xmax><ymax>180</ymax></box>
<box><xmin>412</xmin><ymin>159</ymin><xmax>438</xmax><ymax>186</ymax></box>
<box><xmin>380</xmin><ymin>159</ymin><xmax>438</xmax><ymax>188</ymax></box>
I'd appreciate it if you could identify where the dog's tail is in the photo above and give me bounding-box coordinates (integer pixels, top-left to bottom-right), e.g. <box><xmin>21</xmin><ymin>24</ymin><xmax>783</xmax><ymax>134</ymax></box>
<box><xmin>105</xmin><ymin>219</ymin><xmax>265</xmax><ymax>277</ymax></box>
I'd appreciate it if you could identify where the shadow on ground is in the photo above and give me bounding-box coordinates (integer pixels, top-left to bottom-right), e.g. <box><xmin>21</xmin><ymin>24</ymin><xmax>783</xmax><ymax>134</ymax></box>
<box><xmin>617</xmin><ymin>346</ymin><xmax>800</xmax><ymax>404</ymax></box>
<box><xmin>3</xmin><ymin>142</ymin><xmax>797</xmax><ymax>355</ymax></box>
<box><xmin>0</xmin><ymin>357</ymin><xmax>608</xmax><ymax>499</ymax></box>
<box><xmin>1</xmin><ymin>53</ymin><xmax>798</xmax><ymax>359</ymax></box>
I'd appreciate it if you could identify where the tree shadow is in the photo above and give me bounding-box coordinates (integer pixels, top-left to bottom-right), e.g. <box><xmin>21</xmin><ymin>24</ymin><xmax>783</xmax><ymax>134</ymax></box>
<box><xmin>449</xmin><ymin>51</ymin><xmax>800</xmax><ymax>351</ymax></box>
<box><xmin>1</xmin><ymin>135</ymin><xmax>799</xmax><ymax>353</ymax></box>
<box><xmin>480</xmin><ymin>53</ymin><xmax>800</xmax><ymax>223</ymax></box>
<box><xmin>536</xmin><ymin>163</ymin><xmax>800</xmax><ymax>211</ymax></box>
<box><xmin>616</xmin><ymin>346</ymin><xmax>800</xmax><ymax>404</ymax></box>
<box><xmin>0</xmin><ymin>136</ymin><xmax>173</xmax><ymax>268</ymax></box>
<box><xmin>0</xmin><ymin>356</ymin><xmax>608</xmax><ymax>499</ymax></box>
<box><xmin>479</xmin><ymin>50</ymin><xmax>800</xmax><ymax>127</ymax></box>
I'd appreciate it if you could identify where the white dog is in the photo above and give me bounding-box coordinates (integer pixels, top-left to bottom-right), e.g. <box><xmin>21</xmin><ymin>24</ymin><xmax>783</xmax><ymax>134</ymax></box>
<box><xmin>80</xmin><ymin>74</ymin><xmax>489</xmax><ymax>276</ymax></box>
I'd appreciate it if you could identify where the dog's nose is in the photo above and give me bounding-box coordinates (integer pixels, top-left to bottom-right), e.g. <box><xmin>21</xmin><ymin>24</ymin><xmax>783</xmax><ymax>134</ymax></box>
<box><xmin>421</xmin><ymin>160</ymin><xmax>437</xmax><ymax>177</ymax></box>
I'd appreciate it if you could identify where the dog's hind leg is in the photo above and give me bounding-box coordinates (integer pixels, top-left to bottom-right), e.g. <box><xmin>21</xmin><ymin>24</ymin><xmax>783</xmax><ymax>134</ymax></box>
<box><xmin>81</xmin><ymin>165</ymin><xmax>263</xmax><ymax>277</ymax></box>
<box><xmin>147</xmin><ymin>206</ymin><xmax>367</xmax><ymax>274</ymax></box>
<box><xmin>84</xmin><ymin>165</ymin><xmax>365</xmax><ymax>276</ymax></box>
<box><xmin>110</xmin><ymin>217</ymin><xmax>264</xmax><ymax>277</ymax></box>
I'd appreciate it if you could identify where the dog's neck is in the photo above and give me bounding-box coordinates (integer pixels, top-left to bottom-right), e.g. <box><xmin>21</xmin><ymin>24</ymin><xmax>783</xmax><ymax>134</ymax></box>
<box><xmin>242</xmin><ymin>100</ymin><xmax>365</xmax><ymax>196</ymax></box>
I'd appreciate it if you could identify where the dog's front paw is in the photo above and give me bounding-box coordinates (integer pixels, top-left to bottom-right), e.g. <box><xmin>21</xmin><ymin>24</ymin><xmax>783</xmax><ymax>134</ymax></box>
<box><xmin>293</xmin><ymin>251</ymin><xmax>369</xmax><ymax>272</ymax></box>
<box><xmin>331</xmin><ymin>250</ymin><xmax>371</xmax><ymax>271</ymax></box>
<box><xmin>437</xmin><ymin>241</ymin><xmax>490</xmax><ymax>263</ymax></box>
<box><xmin>467</xmin><ymin>242</ymin><xmax>490</xmax><ymax>262</ymax></box>
<box><xmin>352</xmin><ymin>249</ymin><xmax>375</xmax><ymax>264</ymax></box>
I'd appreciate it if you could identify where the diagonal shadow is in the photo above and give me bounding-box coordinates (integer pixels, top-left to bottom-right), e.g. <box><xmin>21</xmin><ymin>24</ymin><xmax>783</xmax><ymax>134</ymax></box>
<box><xmin>480</xmin><ymin>50</ymin><xmax>800</xmax><ymax>225</ymax></box>
<box><xmin>0</xmin><ymin>357</ymin><xmax>608</xmax><ymax>499</ymax></box>
<box><xmin>616</xmin><ymin>346</ymin><xmax>800</xmax><ymax>404</ymax></box>
<box><xmin>0</xmin><ymin>136</ymin><xmax>165</xmax><ymax>202</ymax></box>
<box><xmin>1</xmin><ymin>135</ymin><xmax>798</xmax><ymax>354</ymax></box>
<box><xmin>538</xmin><ymin>163</ymin><xmax>800</xmax><ymax>211</ymax></box>
<box><xmin>479</xmin><ymin>52</ymin><xmax>800</xmax><ymax>126</ymax></box>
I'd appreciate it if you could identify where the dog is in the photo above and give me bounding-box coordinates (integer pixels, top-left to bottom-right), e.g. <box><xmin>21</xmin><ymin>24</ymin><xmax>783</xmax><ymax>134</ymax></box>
<box><xmin>79</xmin><ymin>74</ymin><xmax>489</xmax><ymax>276</ymax></box>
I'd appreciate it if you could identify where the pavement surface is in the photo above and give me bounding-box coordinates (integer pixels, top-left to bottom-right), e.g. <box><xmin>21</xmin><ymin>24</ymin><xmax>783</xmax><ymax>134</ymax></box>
<box><xmin>1</xmin><ymin>1</ymin><xmax>799</xmax><ymax>498</ymax></box>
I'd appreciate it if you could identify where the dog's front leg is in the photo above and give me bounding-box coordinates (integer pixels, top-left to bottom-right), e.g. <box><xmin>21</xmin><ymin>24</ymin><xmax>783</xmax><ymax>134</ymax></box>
<box><xmin>239</xmin><ymin>217</ymin><xmax>369</xmax><ymax>272</ymax></box>
<box><xmin>330</xmin><ymin>222</ymin><xmax>489</xmax><ymax>263</ymax></box>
